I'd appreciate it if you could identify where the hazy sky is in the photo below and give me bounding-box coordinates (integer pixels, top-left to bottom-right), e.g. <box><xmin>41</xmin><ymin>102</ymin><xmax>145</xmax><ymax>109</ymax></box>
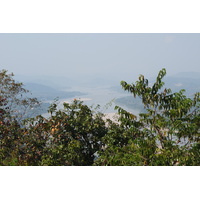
<box><xmin>0</xmin><ymin>33</ymin><xmax>200</xmax><ymax>82</ymax></box>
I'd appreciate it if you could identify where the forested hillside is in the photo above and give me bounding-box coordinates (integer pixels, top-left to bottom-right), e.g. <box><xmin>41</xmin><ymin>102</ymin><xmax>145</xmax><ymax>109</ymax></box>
<box><xmin>0</xmin><ymin>69</ymin><xmax>199</xmax><ymax>166</ymax></box>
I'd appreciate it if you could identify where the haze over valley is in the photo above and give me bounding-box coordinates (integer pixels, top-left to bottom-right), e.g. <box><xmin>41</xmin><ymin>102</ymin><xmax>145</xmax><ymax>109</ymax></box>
<box><xmin>13</xmin><ymin>70</ymin><xmax>200</xmax><ymax>119</ymax></box>
<box><xmin>1</xmin><ymin>33</ymin><xmax>200</xmax><ymax>116</ymax></box>
<box><xmin>1</xmin><ymin>32</ymin><xmax>200</xmax><ymax>168</ymax></box>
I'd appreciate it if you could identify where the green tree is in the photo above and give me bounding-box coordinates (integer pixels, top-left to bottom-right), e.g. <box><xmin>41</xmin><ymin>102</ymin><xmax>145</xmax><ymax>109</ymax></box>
<box><xmin>20</xmin><ymin>99</ymin><xmax>108</xmax><ymax>166</ymax></box>
<box><xmin>0</xmin><ymin>70</ymin><xmax>108</xmax><ymax>166</ymax></box>
<box><xmin>95</xmin><ymin>69</ymin><xmax>200</xmax><ymax>166</ymax></box>
<box><xmin>0</xmin><ymin>69</ymin><xmax>40</xmax><ymax>165</ymax></box>
<box><xmin>1</xmin><ymin>68</ymin><xmax>200</xmax><ymax>166</ymax></box>
<box><xmin>0</xmin><ymin>69</ymin><xmax>40</xmax><ymax>123</ymax></box>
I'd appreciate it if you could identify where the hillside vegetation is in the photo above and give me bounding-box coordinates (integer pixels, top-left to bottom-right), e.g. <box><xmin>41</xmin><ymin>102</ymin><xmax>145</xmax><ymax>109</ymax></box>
<box><xmin>0</xmin><ymin>69</ymin><xmax>199</xmax><ymax>166</ymax></box>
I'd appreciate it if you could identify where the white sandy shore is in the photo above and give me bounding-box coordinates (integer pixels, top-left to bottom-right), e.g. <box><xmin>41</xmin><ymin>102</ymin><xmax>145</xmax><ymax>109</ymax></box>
<box><xmin>77</xmin><ymin>98</ymin><xmax>92</xmax><ymax>101</ymax></box>
<box><xmin>103</xmin><ymin>113</ymin><xmax>119</xmax><ymax>123</ymax></box>
<box><xmin>60</xmin><ymin>98</ymin><xmax>92</xmax><ymax>104</ymax></box>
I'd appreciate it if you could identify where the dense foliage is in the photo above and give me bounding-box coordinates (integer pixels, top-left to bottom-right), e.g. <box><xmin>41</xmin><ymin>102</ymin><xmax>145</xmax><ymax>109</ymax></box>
<box><xmin>0</xmin><ymin>69</ymin><xmax>40</xmax><ymax>122</ymax></box>
<box><xmin>95</xmin><ymin>69</ymin><xmax>200</xmax><ymax>165</ymax></box>
<box><xmin>0</xmin><ymin>69</ymin><xmax>199</xmax><ymax>165</ymax></box>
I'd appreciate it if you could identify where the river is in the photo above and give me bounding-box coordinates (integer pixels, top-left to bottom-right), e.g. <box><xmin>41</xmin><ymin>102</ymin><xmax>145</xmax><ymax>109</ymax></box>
<box><xmin>42</xmin><ymin>85</ymin><xmax>141</xmax><ymax>118</ymax></box>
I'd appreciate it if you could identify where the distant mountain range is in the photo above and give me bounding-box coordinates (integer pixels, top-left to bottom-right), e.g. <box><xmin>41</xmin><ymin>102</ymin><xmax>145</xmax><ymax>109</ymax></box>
<box><xmin>172</xmin><ymin>71</ymin><xmax>200</xmax><ymax>80</ymax></box>
<box><xmin>15</xmin><ymin>74</ymin><xmax>119</xmax><ymax>89</ymax></box>
<box><xmin>16</xmin><ymin>70</ymin><xmax>200</xmax><ymax>107</ymax></box>
<box><xmin>15</xmin><ymin>74</ymin><xmax>73</xmax><ymax>90</ymax></box>
<box><xmin>163</xmin><ymin>72</ymin><xmax>200</xmax><ymax>96</ymax></box>
<box><xmin>24</xmin><ymin>82</ymin><xmax>86</xmax><ymax>101</ymax></box>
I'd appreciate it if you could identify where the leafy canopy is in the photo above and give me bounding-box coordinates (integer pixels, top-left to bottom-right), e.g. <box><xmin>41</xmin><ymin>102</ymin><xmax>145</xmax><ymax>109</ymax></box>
<box><xmin>0</xmin><ymin>69</ymin><xmax>200</xmax><ymax>166</ymax></box>
<box><xmin>95</xmin><ymin>68</ymin><xmax>200</xmax><ymax>166</ymax></box>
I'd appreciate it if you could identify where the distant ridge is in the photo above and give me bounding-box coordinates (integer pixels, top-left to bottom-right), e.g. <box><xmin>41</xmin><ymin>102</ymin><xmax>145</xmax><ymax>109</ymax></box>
<box><xmin>172</xmin><ymin>71</ymin><xmax>200</xmax><ymax>79</ymax></box>
<box><xmin>24</xmin><ymin>82</ymin><xmax>86</xmax><ymax>101</ymax></box>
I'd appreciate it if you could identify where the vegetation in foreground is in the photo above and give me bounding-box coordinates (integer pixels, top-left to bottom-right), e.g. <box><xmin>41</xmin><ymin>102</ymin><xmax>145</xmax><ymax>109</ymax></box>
<box><xmin>0</xmin><ymin>69</ymin><xmax>199</xmax><ymax>166</ymax></box>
